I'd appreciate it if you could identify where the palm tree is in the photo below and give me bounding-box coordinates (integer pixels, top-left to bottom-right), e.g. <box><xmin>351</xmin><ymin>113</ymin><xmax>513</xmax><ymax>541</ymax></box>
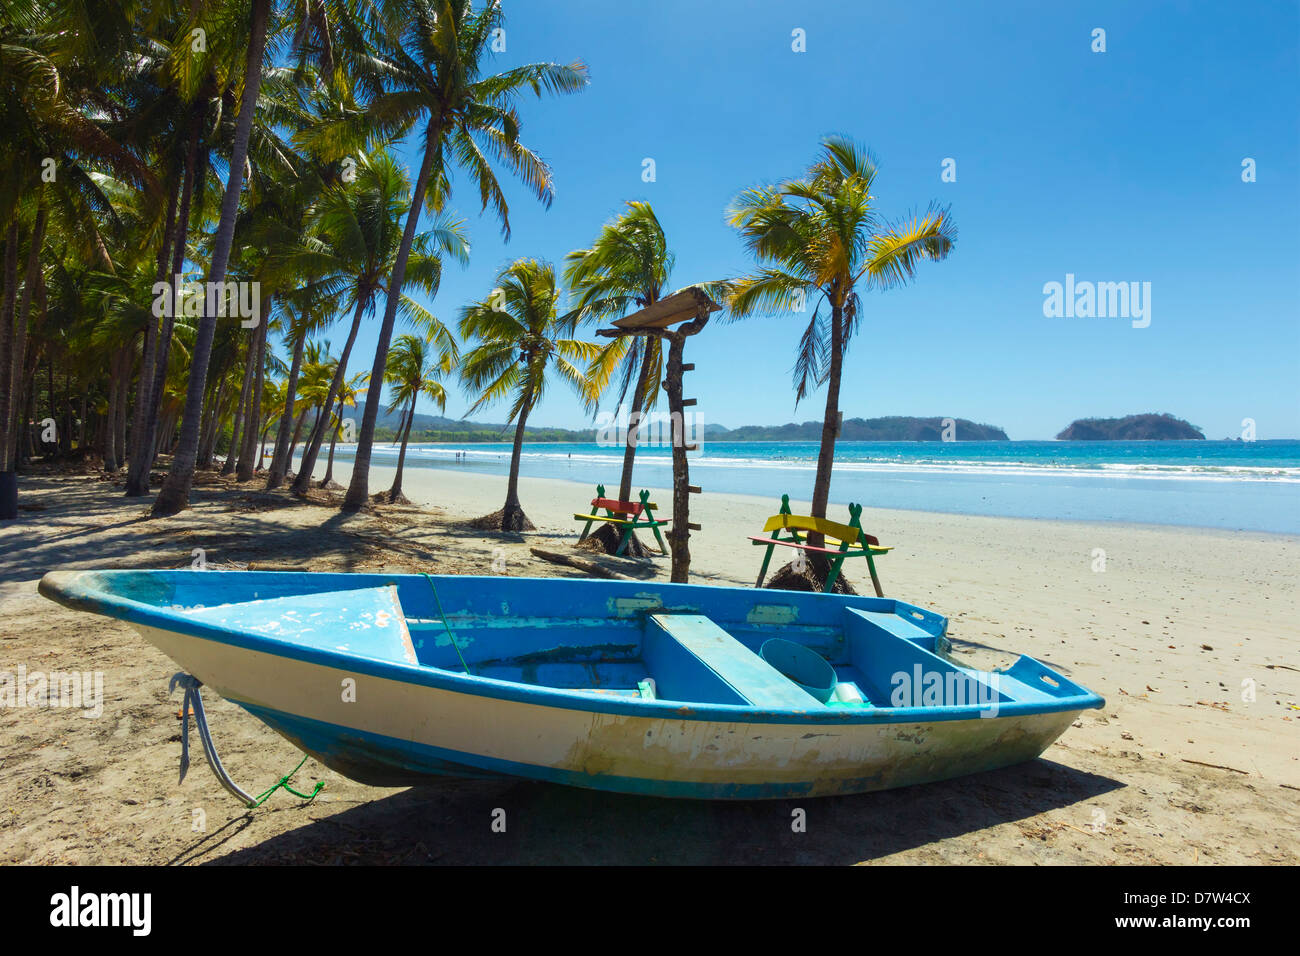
<box><xmin>283</xmin><ymin>148</ymin><xmax>467</xmax><ymax>495</ymax></box>
<box><xmin>151</xmin><ymin>0</ymin><xmax>274</xmax><ymax>515</ymax></box>
<box><xmin>727</xmin><ymin>136</ymin><xmax>956</xmax><ymax>548</ymax></box>
<box><xmin>380</xmin><ymin>334</ymin><xmax>447</xmax><ymax>502</ymax></box>
<box><xmin>0</xmin><ymin>6</ymin><xmax>154</xmax><ymax>510</ymax></box>
<box><xmin>564</xmin><ymin>201</ymin><xmax>673</xmax><ymax>506</ymax></box>
<box><xmin>320</xmin><ymin>370</ymin><xmax>366</xmax><ymax>488</ymax></box>
<box><xmin>301</xmin><ymin>0</ymin><xmax>589</xmax><ymax>512</ymax></box>
<box><xmin>459</xmin><ymin>259</ymin><xmax>602</xmax><ymax>531</ymax></box>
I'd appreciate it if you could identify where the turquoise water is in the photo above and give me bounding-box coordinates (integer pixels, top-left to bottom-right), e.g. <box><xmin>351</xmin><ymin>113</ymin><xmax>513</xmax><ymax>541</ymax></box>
<box><xmin>337</xmin><ymin>439</ymin><xmax>1300</xmax><ymax>533</ymax></box>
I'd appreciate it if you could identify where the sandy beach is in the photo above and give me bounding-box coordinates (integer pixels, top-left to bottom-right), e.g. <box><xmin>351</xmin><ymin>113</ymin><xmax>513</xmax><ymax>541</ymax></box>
<box><xmin>1</xmin><ymin>461</ymin><xmax>1295</xmax><ymax>865</ymax></box>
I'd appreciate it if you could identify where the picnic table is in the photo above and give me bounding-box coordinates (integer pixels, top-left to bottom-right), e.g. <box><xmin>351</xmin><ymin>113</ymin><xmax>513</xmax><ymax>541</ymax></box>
<box><xmin>574</xmin><ymin>485</ymin><xmax>670</xmax><ymax>556</ymax></box>
<box><xmin>749</xmin><ymin>494</ymin><xmax>892</xmax><ymax>596</ymax></box>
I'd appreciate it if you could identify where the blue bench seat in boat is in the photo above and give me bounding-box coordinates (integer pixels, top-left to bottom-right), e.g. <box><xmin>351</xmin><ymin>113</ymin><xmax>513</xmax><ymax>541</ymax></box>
<box><xmin>180</xmin><ymin>586</ymin><xmax>418</xmax><ymax>665</ymax></box>
<box><xmin>644</xmin><ymin>613</ymin><xmax>821</xmax><ymax>708</ymax></box>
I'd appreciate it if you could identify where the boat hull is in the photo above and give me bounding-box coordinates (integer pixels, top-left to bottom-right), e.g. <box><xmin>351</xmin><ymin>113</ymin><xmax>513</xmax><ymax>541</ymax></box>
<box><xmin>137</xmin><ymin>621</ymin><xmax>1083</xmax><ymax>800</ymax></box>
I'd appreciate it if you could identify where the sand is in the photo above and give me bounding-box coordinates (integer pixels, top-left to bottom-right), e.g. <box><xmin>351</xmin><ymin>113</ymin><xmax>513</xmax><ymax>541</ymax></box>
<box><xmin>0</xmin><ymin>461</ymin><xmax>1296</xmax><ymax>865</ymax></box>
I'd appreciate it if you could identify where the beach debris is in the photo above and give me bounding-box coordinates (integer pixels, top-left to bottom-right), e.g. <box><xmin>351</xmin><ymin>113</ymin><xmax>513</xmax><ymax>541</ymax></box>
<box><xmin>575</xmin><ymin>521</ymin><xmax>654</xmax><ymax>558</ymax></box>
<box><xmin>1181</xmin><ymin>758</ymin><xmax>1251</xmax><ymax>776</ymax></box>
<box><xmin>529</xmin><ymin>547</ymin><xmax>629</xmax><ymax>579</ymax></box>
<box><xmin>468</xmin><ymin>507</ymin><xmax>535</xmax><ymax>533</ymax></box>
<box><xmin>1201</xmin><ymin>644</ymin><xmax>1213</xmax><ymax>651</ymax></box>
<box><xmin>764</xmin><ymin>554</ymin><xmax>859</xmax><ymax>595</ymax></box>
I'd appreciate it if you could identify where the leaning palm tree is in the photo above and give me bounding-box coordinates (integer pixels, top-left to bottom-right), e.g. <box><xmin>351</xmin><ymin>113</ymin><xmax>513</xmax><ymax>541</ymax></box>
<box><xmin>380</xmin><ymin>334</ymin><xmax>447</xmax><ymax>502</ymax></box>
<box><xmin>283</xmin><ymin>148</ymin><xmax>467</xmax><ymax>495</ymax></box>
<box><xmin>459</xmin><ymin>259</ymin><xmax>602</xmax><ymax>531</ymax></box>
<box><xmin>301</xmin><ymin>0</ymin><xmax>589</xmax><ymax>512</ymax></box>
<box><xmin>563</xmin><ymin>201</ymin><xmax>673</xmax><ymax>506</ymax></box>
<box><xmin>728</xmin><ymin>136</ymin><xmax>956</xmax><ymax>547</ymax></box>
<box><xmin>151</xmin><ymin>0</ymin><xmax>275</xmax><ymax>516</ymax></box>
<box><xmin>320</xmin><ymin>371</ymin><xmax>367</xmax><ymax>488</ymax></box>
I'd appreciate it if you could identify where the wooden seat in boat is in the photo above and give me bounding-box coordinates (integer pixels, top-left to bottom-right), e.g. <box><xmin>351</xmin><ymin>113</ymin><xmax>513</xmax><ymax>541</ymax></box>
<box><xmin>643</xmin><ymin>612</ymin><xmax>821</xmax><ymax>708</ymax></box>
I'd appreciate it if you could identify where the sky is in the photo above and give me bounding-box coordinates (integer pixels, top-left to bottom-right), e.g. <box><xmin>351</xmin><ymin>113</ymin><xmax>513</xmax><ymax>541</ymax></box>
<box><xmin>299</xmin><ymin>0</ymin><xmax>1300</xmax><ymax>441</ymax></box>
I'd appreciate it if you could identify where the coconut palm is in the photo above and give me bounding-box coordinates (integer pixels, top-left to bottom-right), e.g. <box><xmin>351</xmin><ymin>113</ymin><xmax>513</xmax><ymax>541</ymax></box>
<box><xmin>564</xmin><ymin>201</ymin><xmax>674</xmax><ymax>506</ymax></box>
<box><xmin>150</xmin><ymin>0</ymin><xmax>275</xmax><ymax>515</ymax></box>
<box><xmin>727</xmin><ymin>136</ymin><xmax>956</xmax><ymax>547</ymax></box>
<box><xmin>300</xmin><ymin>0</ymin><xmax>589</xmax><ymax>511</ymax></box>
<box><xmin>459</xmin><ymin>259</ymin><xmax>603</xmax><ymax>531</ymax></box>
<box><xmin>320</xmin><ymin>370</ymin><xmax>366</xmax><ymax>488</ymax></box>
<box><xmin>380</xmin><ymin>334</ymin><xmax>447</xmax><ymax>502</ymax></box>
<box><xmin>282</xmin><ymin>148</ymin><xmax>467</xmax><ymax>495</ymax></box>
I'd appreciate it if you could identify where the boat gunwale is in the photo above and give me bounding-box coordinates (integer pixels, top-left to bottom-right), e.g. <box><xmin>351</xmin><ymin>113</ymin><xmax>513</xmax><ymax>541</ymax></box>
<box><xmin>38</xmin><ymin>570</ymin><xmax>1105</xmax><ymax>725</ymax></box>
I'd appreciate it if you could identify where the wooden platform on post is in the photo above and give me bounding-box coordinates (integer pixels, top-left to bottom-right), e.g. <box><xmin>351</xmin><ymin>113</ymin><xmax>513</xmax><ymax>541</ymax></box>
<box><xmin>598</xmin><ymin>287</ymin><xmax>720</xmax><ymax>583</ymax></box>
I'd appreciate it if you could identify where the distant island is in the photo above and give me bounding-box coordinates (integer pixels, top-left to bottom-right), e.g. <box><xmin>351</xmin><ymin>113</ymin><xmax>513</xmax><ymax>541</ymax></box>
<box><xmin>1056</xmin><ymin>413</ymin><xmax>1205</xmax><ymax>441</ymax></box>
<box><xmin>717</xmin><ymin>416</ymin><xmax>1008</xmax><ymax>441</ymax></box>
<box><xmin>352</xmin><ymin>404</ymin><xmax>1010</xmax><ymax>443</ymax></box>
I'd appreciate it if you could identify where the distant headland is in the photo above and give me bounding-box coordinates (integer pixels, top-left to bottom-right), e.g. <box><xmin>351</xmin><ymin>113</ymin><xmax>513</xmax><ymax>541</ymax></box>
<box><xmin>714</xmin><ymin>416</ymin><xmax>1008</xmax><ymax>441</ymax></box>
<box><xmin>1056</xmin><ymin>413</ymin><xmax>1205</xmax><ymax>441</ymax></box>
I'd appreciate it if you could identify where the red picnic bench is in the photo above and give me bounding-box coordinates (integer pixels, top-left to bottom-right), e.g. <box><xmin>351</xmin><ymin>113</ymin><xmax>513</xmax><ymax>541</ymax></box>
<box><xmin>574</xmin><ymin>485</ymin><xmax>670</xmax><ymax>556</ymax></box>
<box><xmin>750</xmin><ymin>495</ymin><xmax>892</xmax><ymax>596</ymax></box>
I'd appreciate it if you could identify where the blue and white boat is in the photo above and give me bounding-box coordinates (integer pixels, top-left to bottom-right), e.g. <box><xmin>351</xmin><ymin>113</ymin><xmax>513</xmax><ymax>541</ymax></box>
<box><xmin>39</xmin><ymin>570</ymin><xmax>1103</xmax><ymax>799</ymax></box>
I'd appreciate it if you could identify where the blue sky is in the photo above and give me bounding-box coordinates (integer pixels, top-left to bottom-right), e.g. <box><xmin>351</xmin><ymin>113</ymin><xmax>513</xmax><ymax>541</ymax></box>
<box><xmin>316</xmin><ymin>0</ymin><xmax>1299</xmax><ymax>440</ymax></box>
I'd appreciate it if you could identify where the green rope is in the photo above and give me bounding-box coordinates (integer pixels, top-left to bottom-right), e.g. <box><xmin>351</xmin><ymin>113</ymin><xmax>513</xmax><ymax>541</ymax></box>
<box><xmin>248</xmin><ymin>754</ymin><xmax>324</xmax><ymax>808</ymax></box>
<box><xmin>423</xmin><ymin>572</ymin><xmax>471</xmax><ymax>675</ymax></box>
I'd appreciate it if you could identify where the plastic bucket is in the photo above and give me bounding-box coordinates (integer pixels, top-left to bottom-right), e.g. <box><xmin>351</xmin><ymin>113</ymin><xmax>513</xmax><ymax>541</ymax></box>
<box><xmin>759</xmin><ymin>638</ymin><xmax>837</xmax><ymax>703</ymax></box>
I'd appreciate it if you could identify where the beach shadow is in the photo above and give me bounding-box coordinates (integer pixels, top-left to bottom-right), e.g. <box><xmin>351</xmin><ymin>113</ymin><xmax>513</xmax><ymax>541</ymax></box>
<box><xmin>207</xmin><ymin>758</ymin><xmax>1122</xmax><ymax>865</ymax></box>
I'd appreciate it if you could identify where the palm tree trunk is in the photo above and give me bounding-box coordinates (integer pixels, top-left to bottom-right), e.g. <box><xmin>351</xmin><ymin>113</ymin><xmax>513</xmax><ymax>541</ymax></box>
<box><xmin>114</xmin><ymin>352</ymin><xmax>131</xmax><ymax>468</ymax></box>
<box><xmin>127</xmin><ymin>105</ymin><xmax>203</xmax><ymax>497</ymax></box>
<box><xmin>18</xmin><ymin>346</ymin><xmax>39</xmax><ymax>466</ymax></box>
<box><xmin>387</xmin><ymin>397</ymin><xmax>416</xmax><ymax>501</ymax></box>
<box><xmin>808</xmin><ymin>301</ymin><xmax>844</xmax><ymax>547</ymax></box>
<box><xmin>127</xmin><ymin>176</ymin><xmax>178</xmax><ymax>482</ymax></box>
<box><xmin>103</xmin><ymin>348</ymin><xmax>126</xmax><ymax>470</ymax></box>
<box><xmin>266</xmin><ymin>324</ymin><xmax>306</xmax><ymax>488</ymax></box>
<box><xmin>222</xmin><ymin>344</ymin><xmax>254</xmax><ymax>476</ymax></box>
<box><xmin>153</xmin><ymin>0</ymin><xmax>271</xmax><ymax>516</ymax></box>
<box><xmin>616</xmin><ymin>341</ymin><xmax>653</xmax><ymax>504</ymax></box>
<box><xmin>343</xmin><ymin>127</ymin><xmax>440</xmax><ymax>512</ymax></box>
<box><xmin>7</xmin><ymin>203</ymin><xmax>45</xmax><ymax>468</ymax></box>
<box><xmin>292</xmin><ymin>295</ymin><xmax>365</xmax><ymax>494</ymax></box>
<box><xmin>237</xmin><ymin>304</ymin><xmax>269</xmax><ymax>480</ymax></box>
<box><xmin>0</xmin><ymin>222</ymin><xmax>21</xmax><ymax>483</ymax></box>
<box><xmin>321</xmin><ymin>418</ymin><xmax>340</xmax><ymax>486</ymax></box>
<box><xmin>258</xmin><ymin>417</ymin><xmax>274</xmax><ymax>470</ymax></box>
<box><xmin>287</xmin><ymin>405</ymin><xmax>311</xmax><ymax>469</ymax></box>
<box><xmin>500</xmin><ymin>378</ymin><xmax>535</xmax><ymax>531</ymax></box>
<box><xmin>198</xmin><ymin>375</ymin><xmax>227</xmax><ymax>469</ymax></box>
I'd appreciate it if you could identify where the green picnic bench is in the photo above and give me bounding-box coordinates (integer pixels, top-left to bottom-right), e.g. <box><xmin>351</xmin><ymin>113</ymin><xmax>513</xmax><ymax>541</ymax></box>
<box><xmin>749</xmin><ymin>494</ymin><xmax>892</xmax><ymax>596</ymax></box>
<box><xmin>574</xmin><ymin>485</ymin><xmax>670</xmax><ymax>556</ymax></box>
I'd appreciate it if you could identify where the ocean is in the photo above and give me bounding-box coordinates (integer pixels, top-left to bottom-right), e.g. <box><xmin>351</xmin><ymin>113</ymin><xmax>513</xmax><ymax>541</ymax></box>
<box><xmin>331</xmin><ymin>439</ymin><xmax>1300</xmax><ymax>534</ymax></box>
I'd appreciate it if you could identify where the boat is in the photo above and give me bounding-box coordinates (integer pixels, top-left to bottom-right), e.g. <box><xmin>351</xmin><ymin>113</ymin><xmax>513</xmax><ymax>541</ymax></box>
<box><xmin>38</xmin><ymin>570</ymin><xmax>1104</xmax><ymax>800</ymax></box>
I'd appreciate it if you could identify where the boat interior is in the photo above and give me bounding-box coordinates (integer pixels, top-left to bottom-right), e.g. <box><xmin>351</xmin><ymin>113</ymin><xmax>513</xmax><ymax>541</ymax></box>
<box><xmin>62</xmin><ymin>570</ymin><xmax>1092</xmax><ymax>713</ymax></box>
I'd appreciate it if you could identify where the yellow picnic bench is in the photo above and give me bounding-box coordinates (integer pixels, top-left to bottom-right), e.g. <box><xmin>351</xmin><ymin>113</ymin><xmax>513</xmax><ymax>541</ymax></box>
<box><xmin>574</xmin><ymin>485</ymin><xmax>670</xmax><ymax>556</ymax></box>
<box><xmin>749</xmin><ymin>495</ymin><xmax>892</xmax><ymax>596</ymax></box>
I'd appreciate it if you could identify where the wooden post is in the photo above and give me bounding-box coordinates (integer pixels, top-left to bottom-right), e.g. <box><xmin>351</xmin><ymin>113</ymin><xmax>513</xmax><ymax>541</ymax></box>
<box><xmin>598</xmin><ymin>306</ymin><xmax>711</xmax><ymax>583</ymax></box>
<box><xmin>664</xmin><ymin>325</ymin><xmax>691</xmax><ymax>582</ymax></box>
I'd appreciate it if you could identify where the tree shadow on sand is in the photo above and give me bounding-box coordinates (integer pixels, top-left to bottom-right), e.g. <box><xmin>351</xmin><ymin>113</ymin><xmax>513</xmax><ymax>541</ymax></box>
<box><xmin>203</xmin><ymin>759</ymin><xmax>1122</xmax><ymax>865</ymax></box>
